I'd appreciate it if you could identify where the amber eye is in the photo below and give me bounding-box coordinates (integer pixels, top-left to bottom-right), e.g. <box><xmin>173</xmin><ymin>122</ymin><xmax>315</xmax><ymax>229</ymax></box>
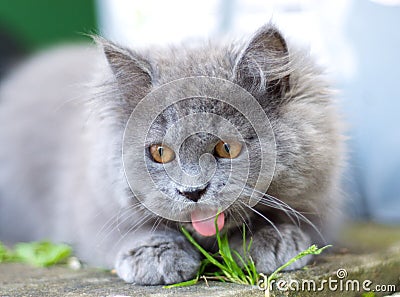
<box><xmin>214</xmin><ymin>140</ymin><xmax>242</xmax><ymax>159</ymax></box>
<box><xmin>149</xmin><ymin>144</ymin><xmax>175</xmax><ymax>163</ymax></box>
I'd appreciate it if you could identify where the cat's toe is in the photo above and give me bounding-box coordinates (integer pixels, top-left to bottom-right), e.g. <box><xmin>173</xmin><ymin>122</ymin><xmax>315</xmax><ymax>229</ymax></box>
<box><xmin>115</xmin><ymin>235</ymin><xmax>200</xmax><ymax>285</ymax></box>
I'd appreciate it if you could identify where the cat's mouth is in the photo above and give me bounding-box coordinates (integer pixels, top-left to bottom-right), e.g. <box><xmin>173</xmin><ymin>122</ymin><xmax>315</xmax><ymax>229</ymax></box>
<box><xmin>190</xmin><ymin>208</ymin><xmax>225</xmax><ymax>237</ymax></box>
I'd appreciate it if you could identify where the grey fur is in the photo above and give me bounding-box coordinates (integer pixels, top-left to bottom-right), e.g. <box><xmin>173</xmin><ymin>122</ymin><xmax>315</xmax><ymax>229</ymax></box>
<box><xmin>0</xmin><ymin>25</ymin><xmax>345</xmax><ymax>285</ymax></box>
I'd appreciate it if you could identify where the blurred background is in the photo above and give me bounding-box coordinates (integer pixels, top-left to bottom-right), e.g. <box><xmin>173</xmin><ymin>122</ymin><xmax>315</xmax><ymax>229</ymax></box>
<box><xmin>0</xmin><ymin>0</ymin><xmax>399</xmax><ymax>226</ymax></box>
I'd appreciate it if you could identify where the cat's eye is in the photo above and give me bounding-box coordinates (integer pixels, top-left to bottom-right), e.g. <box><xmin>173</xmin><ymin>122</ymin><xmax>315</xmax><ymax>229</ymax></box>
<box><xmin>214</xmin><ymin>140</ymin><xmax>242</xmax><ymax>159</ymax></box>
<box><xmin>149</xmin><ymin>144</ymin><xmax>175</xmax><ymax>163</ymax></box>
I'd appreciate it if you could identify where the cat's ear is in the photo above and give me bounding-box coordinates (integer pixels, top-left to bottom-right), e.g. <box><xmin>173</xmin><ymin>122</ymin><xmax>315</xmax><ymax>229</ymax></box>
<box><xmin>233</xmin><ymin>25</ymin><xmax>290</xmax><ymax>98</ymax></box>
<box><xmin>96</xmin><ymin>37</ymin><xmax>153</xmax><ymax>100</ymax></box>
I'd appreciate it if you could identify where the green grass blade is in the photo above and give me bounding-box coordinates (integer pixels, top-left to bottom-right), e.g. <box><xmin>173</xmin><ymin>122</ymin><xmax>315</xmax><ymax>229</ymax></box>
<box><xmin>219</xmin><ymin>237</ymin><xmax>243</xmax><ymax>278</ymax></box>
<box><xmin>266</xmin><ymin>244</ymin><xmax>332</xmax><ymax>290</ymax></box>
<box><xmin>232</xmin><ymin>250</ymin><xmax>252</xmax><ymax>284</ymax></box>
<box><xmin>180</xmin><ymin>227</ymin><xmax>226</xmax><ymax>271</ymax></box>
<box><xmin>163</xmin><ymin>277</ymin><xmax>199</xmax><ymax>288</ymax></box>
<box><xmin>248</xmin><ymin>257</ymin><xmax>258</xmax><ymax>283</ymax></box>
<box><xmin>214</xmin><ymin>215</ymin><xmax>248</xmax><ymax>281</ymax></box>
<box><xmin>268</xmin><ymin>244</ymin><xmax>331</xmax><ymax>281</ymax></box>
<box><xmin>242</xmin><ymin>225</ymin><xmax>247</xmax><ymax>256</ymax></box>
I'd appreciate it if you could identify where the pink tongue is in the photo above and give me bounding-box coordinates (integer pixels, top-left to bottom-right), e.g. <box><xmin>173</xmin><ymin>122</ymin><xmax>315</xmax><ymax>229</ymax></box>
<box><xmin>191</xmin><ymin>210</ymin><xmax>225</xmax><ymax>237</ymax></box>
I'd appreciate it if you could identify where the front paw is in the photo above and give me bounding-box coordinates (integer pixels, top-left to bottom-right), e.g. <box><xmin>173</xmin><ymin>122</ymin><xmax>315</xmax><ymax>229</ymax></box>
<box><xmin>245</xmin><ymin>225</ymin><xmax>311</xmax><ymax>273</ymax></box>
<box><xmin>115</xmin><ymin>233</ymin><xmax>201</xmax><ymax>285</ymax></box>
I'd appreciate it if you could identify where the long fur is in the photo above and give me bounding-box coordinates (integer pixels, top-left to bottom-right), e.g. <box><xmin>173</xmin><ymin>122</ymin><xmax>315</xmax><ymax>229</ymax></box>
<box><xmin>0</xmin><ymin>25</ymin><xmax>345</xmax><ymax>285</ymax></box>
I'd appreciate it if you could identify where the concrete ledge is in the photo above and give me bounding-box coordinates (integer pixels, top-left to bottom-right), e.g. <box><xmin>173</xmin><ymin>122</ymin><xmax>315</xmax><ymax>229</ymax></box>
<box><xmin>0</xmin><ymin>263</ymin><xmax>260</xmax><ymax>297</ymax></box>
<box><xmin>1</xmin><ymin>224</ymin><xmax>399</xmax><ymax>297</ymax></box>
<box><xmin>270</xmin><ymin>242</ymin><xmax>400</xmax><ymax>297</ymax></box>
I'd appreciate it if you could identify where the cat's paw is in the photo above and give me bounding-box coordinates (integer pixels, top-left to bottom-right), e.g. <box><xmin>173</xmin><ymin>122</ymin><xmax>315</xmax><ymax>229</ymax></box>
<box><xmin>245</xmin><ymin>224</ymin><xmax>311</xmax><ymax>273</ymax></box>
<box><xmin>115</xmin><ymin>233</ymin><xmax>201</xmax><ymax>285</ymax></box>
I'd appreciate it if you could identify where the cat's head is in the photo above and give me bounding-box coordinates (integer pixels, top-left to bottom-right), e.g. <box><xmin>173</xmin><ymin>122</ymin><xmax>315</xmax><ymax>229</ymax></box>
<box><xmin>98</xmin><ymin>25</ymin><xmax>342</xmax><ymax>235</ymax></box>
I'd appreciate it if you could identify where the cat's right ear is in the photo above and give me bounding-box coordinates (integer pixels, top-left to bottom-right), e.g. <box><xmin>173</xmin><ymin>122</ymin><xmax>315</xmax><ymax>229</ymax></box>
<box><xmin>233</xmin><ymin>25</ymin><xmax>290</xmax><ymax>98</ymax></box>
<box><xmin>95</xmin><ymin>37</ymin><xmax>153</xmax><ymax>100</ymax></box>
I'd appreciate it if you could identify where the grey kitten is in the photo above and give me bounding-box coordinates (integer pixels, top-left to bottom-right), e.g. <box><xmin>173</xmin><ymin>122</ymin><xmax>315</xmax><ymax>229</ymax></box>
<box><xmin>0</xmin><ymin>25</ymin><xmax>345</xmax><ymax>285</ymax></box>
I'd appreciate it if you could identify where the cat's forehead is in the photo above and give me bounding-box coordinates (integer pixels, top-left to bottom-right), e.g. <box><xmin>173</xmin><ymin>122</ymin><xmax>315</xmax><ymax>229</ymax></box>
<box><xmin>155</xmin><ymin>98</ymin><xmax>246</xmax><ymax>126</ymax></box>
<box><xmin>145</xmin><ymin>98</ymin><xmax>256</xmax><ymax>144</ymax></box>
<box><xmin>146</xmin><ymin>45</ymin><xmax>236</xmax><ymax>84</ymax></box>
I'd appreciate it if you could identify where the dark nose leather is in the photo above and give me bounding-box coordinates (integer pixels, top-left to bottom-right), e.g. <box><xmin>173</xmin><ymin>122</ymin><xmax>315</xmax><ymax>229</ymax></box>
<box><xmin>179</xmin><ymin>187</ymin><xmax>207</xmax><ymax>202</ymax></box>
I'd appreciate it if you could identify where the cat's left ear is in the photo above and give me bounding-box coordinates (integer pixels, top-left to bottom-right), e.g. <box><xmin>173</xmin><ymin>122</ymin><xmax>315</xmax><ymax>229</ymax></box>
<box><xmin>96</xmin><ymin>37</ymin><xmax>153</xmax><ymax>101</ymax></box>
<box><xmin>233</xmin><ymin>25</ymin><xmax>290</xmax><ymax>98</ymax></box>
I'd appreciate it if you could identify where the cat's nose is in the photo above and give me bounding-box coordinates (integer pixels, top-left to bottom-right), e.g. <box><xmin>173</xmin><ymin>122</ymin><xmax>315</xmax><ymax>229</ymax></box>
<box><xmin>178</xmin><ymin>186</ymin><xmax>208</xmax><ymax>202</ymax></box>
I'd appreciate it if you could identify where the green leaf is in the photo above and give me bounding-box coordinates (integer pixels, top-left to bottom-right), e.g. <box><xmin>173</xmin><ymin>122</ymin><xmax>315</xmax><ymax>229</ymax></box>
<box><xmin>13</xmin><ymin>241</ymin><xmax>72</xmax><ymax>267</ymax></box>
<box><xmin>0</xmin><ymin>242</ymin><xmax>16</xmax><ymax>262</ymax></box>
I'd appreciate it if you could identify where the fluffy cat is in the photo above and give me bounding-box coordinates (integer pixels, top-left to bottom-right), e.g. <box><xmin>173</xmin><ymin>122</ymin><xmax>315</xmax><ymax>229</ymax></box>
<box><xmin>0</xmin><ymin>25</ymin><xmax>344</xmax><ymax>285</ymax></box>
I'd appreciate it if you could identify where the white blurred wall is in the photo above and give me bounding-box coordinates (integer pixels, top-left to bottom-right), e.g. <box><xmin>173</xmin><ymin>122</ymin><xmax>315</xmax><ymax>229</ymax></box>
<box><xmin>97</xmin><ymin>0</ymin><xmax>355</xmax><ymax>81</ymax></box>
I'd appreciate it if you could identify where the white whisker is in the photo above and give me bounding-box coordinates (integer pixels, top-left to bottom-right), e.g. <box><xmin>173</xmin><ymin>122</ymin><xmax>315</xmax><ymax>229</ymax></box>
<box><xmin>239</xmin><ymin>201</ymin><xmax>283</xmax><ymax>240</ymax></box>
<box><xmin>235</xmin><ymin>203</ymin><xmax>254</xmax><ymax>236</ymax></box>
<box><xmin>232</xmin><ymin>180</ymin><xmax>324</xmax><ymax>241</ymax></box>
<box><xmin>96</xmin><ymin>202</ymin><xmax>141</xmax><ymax>238</ymax></box>
<box><xmin>260</xmin><ymin>191</ymin><xmax>324</xmax><ymax>241</ymax></box>
<box><xmin>96</xmin><ymin>203</ymin><xmax>144</xmax><ymax>244</ymax></box>
<box><xmin>150</xmin><ymin>216</ymin><xmax>163</xmax><ymax>234</ymax></box>
<box><xmin>112</xmin><ymin>214</ymin><xmax>153</xmax><ymax>250</ymax></box>
<box><xmin>241</xmin><ymin>186</ymin><xmax>300</xmax><ymax>226</ymax></box>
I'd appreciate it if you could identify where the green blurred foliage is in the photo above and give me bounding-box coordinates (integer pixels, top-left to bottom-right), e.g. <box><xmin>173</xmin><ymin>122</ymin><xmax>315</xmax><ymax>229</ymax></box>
<box><xmin>0</xmin><ymin>241</ymin><xmax>72</xmax><ymax>267</ymax></box>
<box><xmin>0</xmin><ymin>0</ymin><xmax>98</xmax><ymax>51</ymax></box>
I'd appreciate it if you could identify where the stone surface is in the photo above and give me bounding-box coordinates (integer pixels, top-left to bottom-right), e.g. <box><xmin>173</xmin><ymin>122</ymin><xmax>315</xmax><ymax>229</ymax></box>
<box><xmin>270</xmin><ymin>242</ymin><xmax>400</xmax><ymax>297</ymax></box>
<box><xmin>1</xmin><ymin>223</ymin><xmax>399</xmax><ymax>297</ymax></box>
<box><xmin>0</xmin><ymin>263</ymin><xmax>260</xmax><ymax>297</ymax></box>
